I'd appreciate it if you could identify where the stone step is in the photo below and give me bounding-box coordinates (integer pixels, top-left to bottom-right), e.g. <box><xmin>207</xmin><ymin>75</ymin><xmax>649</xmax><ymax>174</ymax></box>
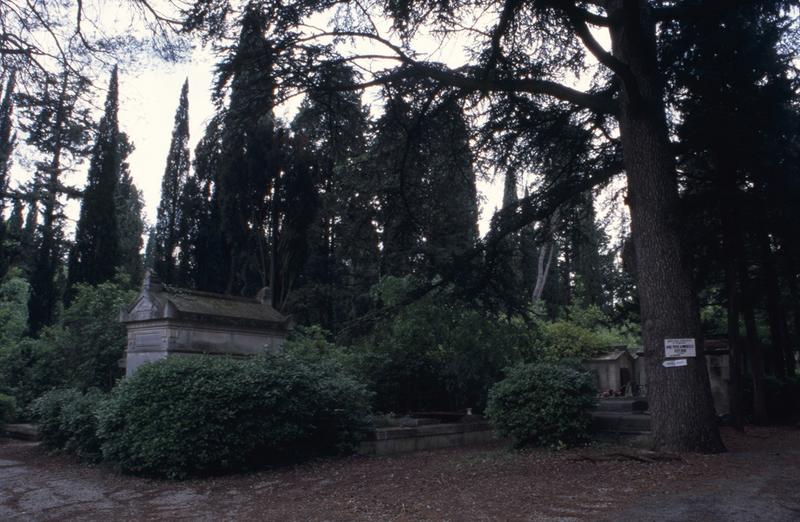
<box><xmin>590</xmin><ymin>412</ymin><xmax>651</xmax><ymax>434</ymax></box>
<box><xmin>2</xmin><ymin>423</ymin><xmax>40</xmax><ymax>441</ymax></box>
<box><xmin>359</xmin><ymin>421</ymin><xmax>495</xmax><ymax>456</ymax></box>
<box><xmin>595</xmin><ymin>398</ymin><xmax>648</xmax><ymax>413</ymax></box>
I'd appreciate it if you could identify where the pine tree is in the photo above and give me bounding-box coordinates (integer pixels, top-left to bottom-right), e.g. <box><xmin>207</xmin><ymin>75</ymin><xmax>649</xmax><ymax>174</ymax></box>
<box><xmin>154</xmin><ymin>80</ymin><xmax>190</xmax><ymax>284</ymax></box>
<box><xmin>67</xmin><ymin>66</ymin><xmax>122</xmax><ymax>295</ymax></box>
<box><xmin>23</xmin><ymin>70</ymin><xmax>92</xmax><ymax>333</ymax></box>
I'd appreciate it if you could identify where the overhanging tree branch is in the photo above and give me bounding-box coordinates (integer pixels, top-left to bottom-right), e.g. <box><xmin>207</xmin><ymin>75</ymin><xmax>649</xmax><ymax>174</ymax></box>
<box><xmin>560</xmin><ymin>2</ymin><xmax>642</xmax><ymax>105</ymax></box>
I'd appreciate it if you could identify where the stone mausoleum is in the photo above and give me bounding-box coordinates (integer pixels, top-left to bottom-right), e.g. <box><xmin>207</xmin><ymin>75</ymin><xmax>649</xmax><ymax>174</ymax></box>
<box><xmin>120</xmin><ymin>272</ymin><xmax>292</xmax><ymax>376</ymax></box>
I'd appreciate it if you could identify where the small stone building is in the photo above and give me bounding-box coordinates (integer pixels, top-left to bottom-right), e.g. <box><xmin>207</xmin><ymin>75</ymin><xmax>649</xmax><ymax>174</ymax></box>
<box><xmin>583</xmin><ymin>349</ymin><xmax>638</xmax><ymax>395</ymax></box>
<box><xmin>703</xmin><ymin>339</ymin><xmax>731</xmax><ymax>416</ymax></box>
<box><xmin>120</xmin><ymin>272</ymin><xmax>292</xmax><ymax>376</ymax></box>
<box><xmin>630</xmin><ymin>340</ymin><xmax>731</xmax><ymax>415</ymax></box>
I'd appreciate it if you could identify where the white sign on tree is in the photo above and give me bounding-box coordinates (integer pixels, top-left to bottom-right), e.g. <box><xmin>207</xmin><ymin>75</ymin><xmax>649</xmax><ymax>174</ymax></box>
<box><xmin>664</xmin><ymin>338</ymin><xmax>697</xmax><ymax>358</ymax></box>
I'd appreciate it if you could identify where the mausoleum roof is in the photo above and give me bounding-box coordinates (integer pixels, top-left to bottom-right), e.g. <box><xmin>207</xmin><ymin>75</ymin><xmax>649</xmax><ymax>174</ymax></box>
<box><xmin>584</xmin><ymin>348</ymin><xmax>635</xmax><ymax>363</ymax></box>
<box><xmin>120</xmin><ymin>275</ymin><xmax>291</xmax><ymax>331</ymax></box>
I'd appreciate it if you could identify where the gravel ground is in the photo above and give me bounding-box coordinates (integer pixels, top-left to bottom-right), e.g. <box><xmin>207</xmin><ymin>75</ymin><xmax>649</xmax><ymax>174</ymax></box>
<box><xmin>1</xmin><ymin>426</ymin><xmax>798</xmax><ymax>521</ymax></box>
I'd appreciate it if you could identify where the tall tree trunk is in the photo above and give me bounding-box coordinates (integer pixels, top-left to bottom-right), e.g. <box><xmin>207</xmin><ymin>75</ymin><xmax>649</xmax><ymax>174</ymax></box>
<box><xmin>723</xmin><ymin>236</ymin><xmax>743</xmax><ymax>430</ymax></box>
<box><xmin>716</xmin><ymin>157</ymin><xmax>744</xmax><ymax>429</ymax></box>
<box><xmin>609</xmin><ymin>1</ymin><xmax>723</xmax><ymax>452</ymax></box>
<box><xmin>532</xmin><ymin>209</ymin><xmax>559</xmax><ymax>302</ymax></box>
<box><xmin>532</xmin><ymin>243</ymin><xmax>555</xmax><ymax>302</ymax></box>
<box><xmin>738</xmin><ymin>255</ymin><xmax>768</xmax><ymax>424</ymax></box>
<box><xmin>759</xmin><ymin>228</ymin><xmax>788</xmax><ymax>379</ymax></box>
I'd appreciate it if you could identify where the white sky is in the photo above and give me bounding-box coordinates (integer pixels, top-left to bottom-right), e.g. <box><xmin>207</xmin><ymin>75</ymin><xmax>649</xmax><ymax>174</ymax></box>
<box><xmin>119</xmin><ymin>47</ymin><xmax>216</xmax><ymax>226</ymax></box>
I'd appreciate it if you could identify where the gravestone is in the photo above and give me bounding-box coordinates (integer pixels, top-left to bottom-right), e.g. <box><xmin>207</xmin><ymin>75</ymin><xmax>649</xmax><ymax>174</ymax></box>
<box><xmin>120</xmin><ymin>271</ymin><xmax>292</xmax><ymax>376</ymax></box>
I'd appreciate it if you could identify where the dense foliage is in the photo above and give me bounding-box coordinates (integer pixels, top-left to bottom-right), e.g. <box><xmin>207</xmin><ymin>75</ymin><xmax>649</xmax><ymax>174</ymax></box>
<box><xmin>67</xmin><ymin>67</ymin><xmax>127</xmax><ymax>296</ymax></box>
<box><xmin>0</xmin><ymin>277</ymin><xmax>134</xmax><ymax>411</ymax></box>
<box><xmin>486</xmin><ymin>362</ymin><xmax>596</xmax><ymax>448</ymax></box>
<box><xmin>0</xmin><ymin>393</ymin><xmax>16</xmax><ymax>427</ymax></box>
<box><xmin>32</xmin><ymin>388</ymin><xmax>105</xmax><ymax>461</ymax></box>
<box><xmin>346</xmin><ymin>278</ymin><xmax>540</xmax><ymax>413</ymax></box>
<box><xmin>97</xmin><ymin>354</ymin><xmax>371</xmax><ymax>478</ymax></box>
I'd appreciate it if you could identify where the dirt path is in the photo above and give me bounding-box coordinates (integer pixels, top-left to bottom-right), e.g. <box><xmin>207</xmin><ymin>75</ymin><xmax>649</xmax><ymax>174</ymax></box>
<box><xmin>1</xmin><ymin>427</ymin><xmax>798</xmax><ymax>521</ymax></box>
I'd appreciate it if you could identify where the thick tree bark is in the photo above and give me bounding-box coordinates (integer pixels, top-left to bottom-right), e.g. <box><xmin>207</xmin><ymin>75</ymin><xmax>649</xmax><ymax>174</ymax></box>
<box><xmin>608</xmin><ymin>1</ymin><xmax>724</xmax><ymax>452</ymax></box>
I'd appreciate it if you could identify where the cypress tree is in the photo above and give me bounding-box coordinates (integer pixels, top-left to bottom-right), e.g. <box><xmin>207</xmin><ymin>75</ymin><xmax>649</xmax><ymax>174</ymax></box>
<box><xmin>287</xmin><ymin>63</ymin><xmax>377</xmax><ymax>326</ymax></box>
<box><xmin>67</xmin><ymin>66</ymin><xmax>122</xmax><ymax>295</ymax></box>
<box><xmin>211</xmin><ymin>6</ymin><xmax>280</xmax><ymax>296</ymax></box>
<box><xmin>372</xmin><ymin>95</ymin><xmax>425</xmax><ymax>277</ymax></box>
<box><xmin>421</xmin><ymin>97</ymin><xmax>479</xmax><ymax>274</ymax></box>
<box><xmin>154</xmin><ymin>80</ymin><xmax>190</xmax><ymax>284</ymax></box>
<box><xmin>186</xmin><ymin>115</ymin><xmax>223</xmax><ymax>292</ymax></box>
<box><xmin>373</xmin><ymin>89</ymin><xmax>479</xmax><ymax>283</ymax></box>
<box><xmin>115</xmin><ymin>136</ymin><xmax>145</xmax><ymax>286</ymax></box>
<box><xmin>174</xmin><ymin>174</ymin><xmax>204</xmax><ymax>287</ymax></box>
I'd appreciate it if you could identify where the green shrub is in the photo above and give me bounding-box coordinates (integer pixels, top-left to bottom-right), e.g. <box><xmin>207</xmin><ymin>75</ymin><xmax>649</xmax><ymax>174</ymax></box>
<box><xmin>351</xmin><ymin>277</ymin><xmax>539</xmax><ymax>414</ymax></box>
<box><xmin>0</xmin><ymin>393</ymin><xmax>16</xmax><ymax>426</ymax></box>
<box><xmin>536</xmin><ymin>299</ymin><xmax>640</xmax><ymax>362</ymax></box>
<box><xmin>31</xmin><ymin>388</ymin><xmax>105</xmax><ymax>461</ymax></box>
<box><xmin>486</xmin><ymin>362</ymin><xmax>596</xmax><ymax>448</ymax></box>
<box><xmin>0</xmin><ymin>269</ymin><xmax>29</xmax><ymax>350</ymax></box>
<box><xmin>0</xmin><ymin>277</ymin><xmax>134</xmax><ymax>416</ymax></box>
<box><xmin>0</xmin><ymin>337</ymin><xmax>65</xmax><ymax>412</ymax></box>
<box><xmin>97</xmin><ymin>354</ymin><xmax>371</xmax><ymax>478</ymax></box>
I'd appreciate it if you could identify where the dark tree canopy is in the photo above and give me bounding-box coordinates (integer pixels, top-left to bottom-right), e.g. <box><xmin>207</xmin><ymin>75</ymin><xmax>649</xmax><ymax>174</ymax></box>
<box><xmin>23</xmin><ymin>70</ymin><xmax>92</xmax><ymax>334</ymax></box>
<box><xmin>67</xmin><ymin>66</ymin><xmax>123</xmax><ymax>294</ymax></box>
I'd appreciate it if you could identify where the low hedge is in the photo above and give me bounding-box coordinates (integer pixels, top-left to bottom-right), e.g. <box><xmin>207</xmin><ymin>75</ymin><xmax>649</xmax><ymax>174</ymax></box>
<box><xmin>97</xmin><ymin>354</ymin><xmax>372</xmax><ymax>478</ymax></box>
<box><xmin>486</xmin><ymin>362</ymin><xmax>596</xmax><ymax>448</ymax></box>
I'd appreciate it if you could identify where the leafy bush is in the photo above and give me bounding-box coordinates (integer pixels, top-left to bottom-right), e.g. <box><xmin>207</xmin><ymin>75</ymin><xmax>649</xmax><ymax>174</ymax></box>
<box><xmin>57</xmin><ymin>278</ymin><xmax>136</xmax><ymax>391</ymax></box>
<box><xmin>0</xmin><ymin>277</ymin><xmax>134</xmax><ymax>415</ymax></box>
<box><xmin>348</xmin><ymin>277</ymin><xmax>539</xmax><ymax>414</ymax></box>
<box><xmin>31</xmin><ymin>388</ymin><xmax>105</xmax><ymax>460</ymax></box>
<box><xmin>0</xmin><ymin>393</ymin><xmax>16</xmax><ymax>426</ymax></box>
<box><xmin>0</xmin><ymin>337</ymin><xmax>65</xmax><ymax>412</ymax></box>
<box><xmin>486</xmin><ymin>362</ymin><xmax>596</xmax><ymax>448</ymax></box>
<box><xmin>537</xmin><ymin>301</ymin><xmax>639</xmax><ymax>361</ymax></box>
<box><xmin>0</xmin><ymin>269</ymin><xmax>29</xmax><ymax>350</ymax></box>
<box><xmin>97</xmin><ymin>354</ymin><xmax>371</xmax><ymax>478</ymax></box>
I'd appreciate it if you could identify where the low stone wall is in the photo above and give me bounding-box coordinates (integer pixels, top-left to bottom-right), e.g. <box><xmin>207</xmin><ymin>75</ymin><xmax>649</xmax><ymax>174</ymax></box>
<box><xmin>358</xmin><ymin>420</ymin><xmax>496</xmax><ymax>456</ymax></box>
